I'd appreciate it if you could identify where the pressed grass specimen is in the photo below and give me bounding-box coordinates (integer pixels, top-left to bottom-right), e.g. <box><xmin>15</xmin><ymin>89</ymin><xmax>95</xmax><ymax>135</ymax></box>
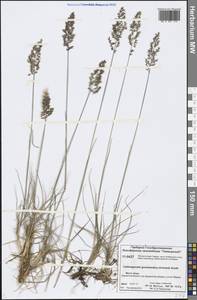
<box><xmin>116</xmin><ymin>32</ymin><xmax>160</xmax><ymax>205</ymax></box>
<box><xmin>24</xmin><ymin>39</ymin><xmax>43</xmax><ymax>206</ymax></box>
<box><xmin>9</xmin><ymin>6</ymin><xmax>161</xmax><ymax>292</ymax></box>
<box><xmin>65</xmin><ymin>178</ymin><xmax>144</xmax><ymax>287</ymax></box>
<box><xmin>62</xmin><ymin>12</ymin><xmax>75</xmax><ymax>192</ymax></box>
<box><xmin>51</xmin><ymin>6</ymin><xmax>126</xmax><ymax>202</ymax></box>
<box><xmin>65</xmin><ymin>11</ymin><xmax>142</xmax><ymax>285</ymax></box>
<box><xmin>49</xmin><ymin>60</ymin><xmax>106</xmax><ymax>205</ymax></box>
<box><xmin>54</xmin><ymin>59</ymin><xmax>107</xmax><ymax>286</ymax></box>
<box><xmin>54</xmin><ymin>7</ymin><xmax>128</xmax><ymax>286</ymax></box>
<box><xmin>13</xmin><ymin>90</ymin><xmax>57</xmax><ymax>286</ymax></box>
<box><xmin>63</xmin><ymin>32</ymin><xmax>160</xmax><ymax>288</ymax></box>
<box><xmin>64</xmin><ymin>5</ymin><xmax>127</xmax><ymax>256</ymax></box>
<box><xmin>47</xmin><ymin>13</ymin><xmax>105</xmax><ymax>210</ymax></box>
<box><xmin>102</xmin><ymin>32</ymin><xmax>160</xmax><ymax>271</ymax></box>
<box><xmin>96</xmin><ymin>11</ymin><xmax>142</xmax><ymax>217</ymax></box>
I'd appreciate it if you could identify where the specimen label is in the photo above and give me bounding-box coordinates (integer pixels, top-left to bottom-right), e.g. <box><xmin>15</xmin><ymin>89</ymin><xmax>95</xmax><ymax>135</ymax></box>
<box><xmin>118</xmin><ymin>245</ymin><xmax>187</xmax><ymax>293</ymax></box>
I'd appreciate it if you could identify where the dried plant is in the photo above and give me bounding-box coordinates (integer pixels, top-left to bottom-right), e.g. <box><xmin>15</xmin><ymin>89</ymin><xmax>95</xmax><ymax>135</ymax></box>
<box><xmin>88</xmin><ymin>60</ymin><xmax>107</xmax><ymax>93</ymax></box>
<box><xmin>62</xmin><ymin>6</ymin><xmax>127</xmax><ymax>257</ymax></box>
<box><xmin>115</xmin><ymin>33</ymin><xmax>160</xmax><ymax>223</ymax></box>
<box><xmin>65</xmin><ymin>178</ymin><xmax>143</xmax><ymax>287</ymax></box>
<box><xmin>65</xmin><ymin>31</ymin><xmax>161</xmax><ymax>288</ymax></box>
<box><xmin>27</xmin><ymin>39</ymin><xmax>43</xmax><ymax>76</ymax></box>
<box><xmin>62</xmin><ymin>12</ymin><xmax>75</xmax><ymax>194</ymax></box>
<box><xmin>96</xmin><ymin>11</ymin><xmax>142</xmax><ymax>218</ymax></box>
<box><xmin>34</xmin><ymin>90</ymin><xmax>54</xmax><ymax>198</ymax></box>
<box><xmin>54</xmin><ymin>8</ymin><xmax>128</xmax><ymax>287</ymax></box>
<box><xmin>108</xmin><ymin>7</ymin><xmax>127</xmax><ymax>52</ymax></box>
<box><xmin>9</xmin><ymin>7</ymin><xmax>161</xmax><ymax>292</ymax></box>
<box><xmin>128</xmin><ymin>11</ymin><xmax>142</xmax><ymax>54</ymax></box>
<box><xmin>12</xmin><ymin>90</ymin><xmax>56</xmax><ymax>287</ymax></box>
<box><xmin>54</xmin><ymin>58</ymin><xmax>107</xmax><ymax>286</ymax></box>
<box><xmin>62</xmin><ymin>12</ymin><xmax>75</xmax><ymax>51</ymax></box>
<box><xmin>13</xmin><ymin>174</ymin><xmax>63</xmax><ymax>286</ymax></box>
<box><xmin>24</xmin><ymin>39</ymin><xmax>43</xmax><ymax>207</ymax></box>
<box><xmin>41</xmin><ymin>89</ymin><xmax>54</xmax><ymax>120</ymax></box>
<box><xmin>48</xmin><ymin>60</ymin><xmax>107</xmax><ymax>206</ymax></box>
<box><xmin>145</xmin><ymin>32</ymin><xmax>160</xmax><ymax>69</ymax></box>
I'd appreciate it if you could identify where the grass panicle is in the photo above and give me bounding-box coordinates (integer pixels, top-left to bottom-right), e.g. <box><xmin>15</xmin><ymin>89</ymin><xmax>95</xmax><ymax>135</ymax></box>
<box><xmin>41</xmin><ymin>89</ymin><xmax>54</xmax><ymax>120</ymax></box>
<box><xmin>62</xmin><ymin>12</ymin><xmax>75</xmax><ymax>51</ymax></box>
<box><xmin>145</xmin><ymin>32</ymin><xmax>160</xmax><ymax>69</ymax></box>
<box><xmin>108</xmin><ymin>7</ymin><xmax>127</xmax><ymax>52</ymax></box>
<box><xmin>128</xmin><ymin>11</ymin><xmax>142</xmax><ymax>54</ymax></box>
<box><xmin>88</xmin><ymin>60</ymin><xmax>107</xmax><ymax>94</ymax></box>
<box><xmin>27</xmin><ymin>39</ymin><xmax>43</xmax><ymax>76</ymax></box>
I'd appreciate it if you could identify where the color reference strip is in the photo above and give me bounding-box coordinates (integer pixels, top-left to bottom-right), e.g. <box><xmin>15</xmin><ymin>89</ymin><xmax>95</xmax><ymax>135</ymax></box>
<box><xmin>188</xmin><ymin>243</ymin><xmax>197</xmax><ymax>296</ymax></box>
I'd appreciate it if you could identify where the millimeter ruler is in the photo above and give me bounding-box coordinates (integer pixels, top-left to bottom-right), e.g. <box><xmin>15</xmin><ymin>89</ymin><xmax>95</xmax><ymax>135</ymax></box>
<box><xmin>188</xmin><ymin>86</ymin><xmax>197</xmax><ymax>297</ymax></box>
<box><xmin>188</xmin><ymin>87</ymin><xmax>197</xmax><ymax>188</ymax></box>
<box><xmin>188</xmin><ymin>86</ymin><xmax>197</xmax><ymax>234</ymax></box>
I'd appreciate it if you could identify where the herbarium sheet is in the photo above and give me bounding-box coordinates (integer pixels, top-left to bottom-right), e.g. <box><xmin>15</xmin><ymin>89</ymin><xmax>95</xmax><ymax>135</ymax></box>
<box><xmin>2</xmin><ymin>1</ymin><xmax>187</xmax><ymax>299</ymax></box>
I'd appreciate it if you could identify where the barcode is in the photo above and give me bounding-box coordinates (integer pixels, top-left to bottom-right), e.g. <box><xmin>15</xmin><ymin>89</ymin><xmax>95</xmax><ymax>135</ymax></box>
<box><xmin>158</xmin><ymin>9</ymin><xmax>180</xmax><ymax>22</ymax></box>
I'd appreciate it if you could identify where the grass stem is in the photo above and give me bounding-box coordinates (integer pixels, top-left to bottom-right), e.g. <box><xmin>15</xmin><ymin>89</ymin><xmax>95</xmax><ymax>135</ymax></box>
<box><xmin>54</xmin><ymin>50</ymin><xmax>116</xmax><ymax>287</ymax></box>
<box><xmin>50</xmin><ymin>91</ymin><xmax>91</xmax><ymax>199</ymax></box>
<box><xmin>116</xmin><ymin>69</ymin><xmax>151</xmax><ymax>203</ymax></box>
<box><xmin>108</xmin><ymin>69</ymin><xmax>151</xmax><ymax>249</ymax></box>
<box><xmin>34</xmin><ymin>120</ymin><xmax>47</xmax><ymax>206</ymax></box>
<box><xmin>97</xmin><ymin>52</ymin><xmax>132</xmax><ymax>204</ymax></box>
<box><xmin>64</xmin><ymin>50</ymin><xmax>69</xmax><ymax>190</ymax></box>
<box><xmin>24</xmin><ymin>73</ymin><xmax>36</xmax><ymax>207</ymax></box>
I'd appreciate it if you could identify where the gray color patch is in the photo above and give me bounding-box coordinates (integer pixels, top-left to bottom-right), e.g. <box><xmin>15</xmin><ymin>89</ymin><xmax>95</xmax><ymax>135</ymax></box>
<box><xmin>188</xmin><ymin>147</ymin><xmax>193</xmax><ymax>154</ymax></box>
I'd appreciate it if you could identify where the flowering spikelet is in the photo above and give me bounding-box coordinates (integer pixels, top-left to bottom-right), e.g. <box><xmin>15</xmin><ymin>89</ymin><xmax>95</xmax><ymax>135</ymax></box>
<box><xmin>41</xmin><ymin>89</ymin><xmax>54</xmax><ymax>119</ymax></box>
<box><xmin>108</xmin><ymin>7</ymin><xmax>127</xmax><ymax>52</ymax></box>
<box><xmin>27</xmin><ymin>39</ymin><xmax>43</xmax><ymax>76</ymax></box>
<box><xmin>128</xmin><ymin>11</ymin><xmax>142</xmax><ymax>54</ymax></box>
<box><xmin>145</xmin><ymin>32</ymin><xmax>160</xmax><ymax>69</ymax></box>
<box><xmin>88</xmin><ymin>60</ymin><xmax>107</xmax><ymax>94</ymax></box>
<box><xmin>62</xmin><ymin>12</ymin><xmax>75</xmax><ymax>50</ymax></box>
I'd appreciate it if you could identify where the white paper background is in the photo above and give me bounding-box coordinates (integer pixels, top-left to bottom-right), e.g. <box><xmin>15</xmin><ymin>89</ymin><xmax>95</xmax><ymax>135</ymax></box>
<box><xmin>2</xmin><ymin>1</ymin><xmax>187</xmax><ymax>298</ymax></box>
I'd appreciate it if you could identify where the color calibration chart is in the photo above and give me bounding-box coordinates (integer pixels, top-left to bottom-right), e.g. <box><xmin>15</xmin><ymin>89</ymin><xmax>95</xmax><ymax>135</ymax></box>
<box><xmin>188</xmin><ymin>243</ymin><xmax>197</xmax><ymax>296</ymax></box>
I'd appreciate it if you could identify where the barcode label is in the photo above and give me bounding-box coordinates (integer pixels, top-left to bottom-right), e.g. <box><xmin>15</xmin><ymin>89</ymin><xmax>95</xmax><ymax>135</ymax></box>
<box><xmin>158</xmin><ymin>9</ymin><xmax>180</xmax><ymax>22</ymax></box>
